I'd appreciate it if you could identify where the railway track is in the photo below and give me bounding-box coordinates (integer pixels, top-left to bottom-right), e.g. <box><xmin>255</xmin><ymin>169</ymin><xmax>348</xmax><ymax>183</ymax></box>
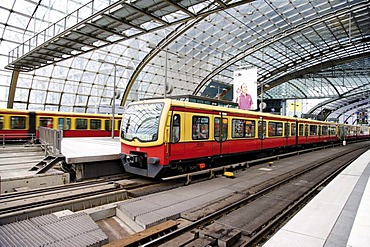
<box><xmin>0</xmin><ymin>175</ymin><xmax>158</xmax><ymax>225</ymax></box>
<box><xmin>2</xmin><ymin>142</ymin><xmax>369</xmax><ymax>246</ymax></box>
<box><xmin>138</xmin><ymin>144</ymin><xmax>370</xmax><ymax>246</ymax></box>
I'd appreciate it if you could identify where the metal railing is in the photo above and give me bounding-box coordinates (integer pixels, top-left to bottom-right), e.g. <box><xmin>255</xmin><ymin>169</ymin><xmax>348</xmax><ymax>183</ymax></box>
<box><xmin>2</xmin><ymin>133</ymin><xmax>36</xmax><ymax>148</ymax></box>
<box><xmin>38</xmin><ymin>127</ymin><xmax>63</xmax><ymax>155</ymax></box>
<box><xmin>7</xmin><ymin>0</ymin><xmax>116</xmax><ymax>65</ymax></box>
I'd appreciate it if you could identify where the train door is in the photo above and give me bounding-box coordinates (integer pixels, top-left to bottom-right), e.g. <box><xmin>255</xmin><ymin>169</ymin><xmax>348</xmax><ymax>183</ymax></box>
<box><xmin>298</xmin><ymin>123</ymin><xmax>304</xmax><ymax>144</ymax></box>
<box><xmin>305</xmin><ymin>123</ymin><xmax>309</xmax><ymax>144</ymax></box>
<box><xmin>212</xmin><ymin>114</ymin><xmax>228</xmax><ymax>156</ymax></box>
<box><xmin>293</xmin><ymin>120</ymin><xmax>298</xmax><ymax>146</ymax></box>
<box><xmin>28</xmin><ymin>111</ymin><xmax>36</xmax><ymax>136</ymax></box>
<box><xmin>169</xmin><ymin>113</ymin><xmax>184</xmax><ymax>156</ymax></box>
<box><xmin>105</xmin><ymin>120</ymin><xmax>111</xmax><ymax>131</ymax></box>
<box><xmin>338</xmin><ymin>124</ymin><xmax>345</xmax><ymax>140</ymax></box>
<box><xmin>258</xmin><ymin>118</ymin><xmax>266</xmax><ymax>149</ymax></box>
<box><xmin>284</xmin><ymin>121</ymin><xmax>290</xmax><ymax>146</ymax></box>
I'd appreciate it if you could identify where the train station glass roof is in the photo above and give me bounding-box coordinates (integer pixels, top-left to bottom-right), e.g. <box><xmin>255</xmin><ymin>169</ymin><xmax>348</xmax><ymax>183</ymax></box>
<box><xmin>0</xmin><ymin>0</ymin><xmax>369</xmax><ymax>124</ymax></box>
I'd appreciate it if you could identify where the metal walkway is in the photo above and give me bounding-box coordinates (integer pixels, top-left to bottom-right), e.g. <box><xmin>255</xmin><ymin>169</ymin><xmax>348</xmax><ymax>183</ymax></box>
<box><xmin>6</xmin><ymin>0</ymin><xmax>248</xmax><ymax>72</ymax></box>
<box><xmin>0</xmin><ymin>211</ymin><xmax>108</xmax><ymax>247</ymax></box>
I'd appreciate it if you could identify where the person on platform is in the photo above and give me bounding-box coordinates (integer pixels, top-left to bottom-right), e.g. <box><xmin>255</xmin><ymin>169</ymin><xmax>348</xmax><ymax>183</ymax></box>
<box><xmin>236</xmin><ymin>83</ymin><xmax>253</xmax><ymax>110</ymax></box>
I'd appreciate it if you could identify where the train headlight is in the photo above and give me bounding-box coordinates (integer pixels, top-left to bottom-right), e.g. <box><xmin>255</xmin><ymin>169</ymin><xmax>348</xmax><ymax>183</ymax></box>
<box><xmin>126</xmin><ymin>155</ymin><xmax>139</xmax><ymax>164</ymax></box>
<box><xmin>126</xmin><ymin>156</ymin><xmax>133</xmax><ymax>163</ymax></box>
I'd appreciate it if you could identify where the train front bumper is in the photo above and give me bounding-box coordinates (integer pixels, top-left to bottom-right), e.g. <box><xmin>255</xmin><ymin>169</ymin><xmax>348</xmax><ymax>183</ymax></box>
<box><xmin>118</xmin><ymin>153</ymin><xmax>168</xmax><ymax>178</ymax></box>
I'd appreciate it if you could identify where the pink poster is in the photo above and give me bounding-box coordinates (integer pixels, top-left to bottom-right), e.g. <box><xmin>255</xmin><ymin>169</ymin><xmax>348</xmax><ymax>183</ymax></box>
<box><xmin>233</xmin><ymin>68</ymin><xmax>258</xmax><ymax>110</ymax></box>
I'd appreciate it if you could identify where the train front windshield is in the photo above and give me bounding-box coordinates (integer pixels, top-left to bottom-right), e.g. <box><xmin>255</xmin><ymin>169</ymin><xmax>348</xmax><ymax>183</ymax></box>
<box><xmin>121</xmin><ymin>102</ymin><xmax>164</xmax><ymax>142</ymax></box>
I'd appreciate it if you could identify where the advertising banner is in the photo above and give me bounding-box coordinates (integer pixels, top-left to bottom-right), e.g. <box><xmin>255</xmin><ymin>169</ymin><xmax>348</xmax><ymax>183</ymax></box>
<box><xmin>233</xmin><ymin>68</ymin><xmax>258</xmax><ymax>110</ymax></box>
<box><xmin>287</xmin><ymin>100</ymin><xmax>302</xmax><ymax>117</ymax></box>
<box><xmin>357</xmin><ymin>111</ymin><xmax>368</xmax><ymax>124</ymax></box>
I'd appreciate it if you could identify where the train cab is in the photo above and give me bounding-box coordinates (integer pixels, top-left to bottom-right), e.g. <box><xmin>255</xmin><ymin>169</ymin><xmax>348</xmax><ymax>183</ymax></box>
<box><xmin>119</xmin><ymin>99</ymin><xmax>170</xmax><ymax>178</ymax></box>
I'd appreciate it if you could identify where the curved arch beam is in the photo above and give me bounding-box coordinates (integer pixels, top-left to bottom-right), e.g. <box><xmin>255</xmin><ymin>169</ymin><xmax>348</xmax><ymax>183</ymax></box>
<box><xmin>308</xmin><ymin>85</ymin><xmax>370</xmax><ymax>114</ymax></box>
<box><xmin>286</xmin><ymin>81</ymin><xmax>307</xmax><ymax>98</ymax></box>
<box><xmin>120</xmin><ymin>0</ymin><xmax>256</xmax><ymax>105</ymax></box>
<box><xmin>121</xmin><ymin>16</ymin><xmax>206</xmax><ymax>105</ymax></box>
<box><xmin>329</xmin><ymin>100</ymin><xmax>370</xmax><ymax>122</ymax></box>
<box><xmin>193</xmin><ymin>2</ymin><xmax>367</xmax><ymax>95</ymax></box>
<box><xmin>264</xmin><ymin>50</ymin><xmax>370</xmax><ymax>90</ymax></box>
<box><xmin>331</xmin><ymin>99</ymin><xmax>370</xmax><ymax>116</ymax></box>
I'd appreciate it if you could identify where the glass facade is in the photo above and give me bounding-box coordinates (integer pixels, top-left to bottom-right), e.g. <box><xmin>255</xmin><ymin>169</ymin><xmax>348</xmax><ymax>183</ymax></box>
<box><xmin>0</xmin><ymin>0</ymin><xmax>368</xmax><ymax>123</ymax></box>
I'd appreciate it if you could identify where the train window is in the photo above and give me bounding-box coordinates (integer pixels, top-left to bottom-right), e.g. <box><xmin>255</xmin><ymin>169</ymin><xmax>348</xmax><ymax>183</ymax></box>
<box><xmin>58</xmin><ymin>118</ymin><xmax>64</xmax><ymax>130</ymax></box>
<box><xmin>345</xmin><ymin>126</ymin><xmax>350</xmax><ymax>135</ymax></box>
<box><xmin>66</xmin><ymin>118</ymin><xmax>71</xmax><ymax>130</ymax></box>
<box><xmin>232</xmin><ymin>119</ymin><xmax>244</xmax><ymax>138</ymax></box>
<box><xmin>214</xmin><ymin>117</ymin><xmax>228</xmax><ymax>142</ymax></box>
<box><xmin>105</xmin><ymin>120</ymin><xmax>111</xmax><ymax>131</ymax></box>
<box><xmin>322</xmin><ymin>126</ymin><xmax>328</xmax><ymax>135</ymax></box>
<box><xmin>90</xmin><ymin>119</ymin><xmax>101</xmax><ymax>130</ymax></box>
<box><xmin>214</xmin><ymin>118</ymin><xmax>220</xmax><ymax>139</ymax></box>
<box><xmin>0</xmin><ymin>116</ymin><xmax>3</xmax><ymax>130</ymax></box>
<box><xmin>291</xmin><ymin>123</ymin><xmax>296</xmax><ymax>136</ymax></box>
<box><xmin>118</xmin><ymin>120</ymin><xmax>121</xmax><ymax>130</ymax></box>
<box><xmin>318</xmin><ymin>125</ymin><xmax>321</xmax><ymax>136</ymax></box>
<box><xmin>40</xmin><ymin>117</ymin><xmax>53</xmax><ymax>128</ymax></box>
<box><xmin>171</xmin><ymin>114</ymin><xmax>180</xmax><ymax>143</ymax></box>
<box><xmin>258</xmin><ymin>120</ymin><xmax>266</xmax><ymax>139</ymax></box>
<box><xmin>298</xmin><ymin>124</ymin><xmax>304</xmax><ymax>136</ymax></box>
<box><xmin>329</xmin><ymin>126</ymin><xmax>336</xmax><ymax>136</ymax></box>
<box><xmin>10</xmin><ymin>116</ymin><xmax>26</xmax><ymax>129</ymax></box>
<box><xmin>309</xmin><ymin>125</ymin><xmax>317</xmax><ymax>136</ymax></box>
<box><xmin>76</xmin><ymin>118</ymin><xmax>88</xmax><ymax>129</ymax></box>
<box><xmin>245</xmin><ymin>120</ymin><xmax>255</xmax><ymax>137</ymax></box>
<box><xmin>305</xmin><ymin>124</ymin><xmax>309</xmax><ymax>136</ymax></box>
<box><xmin>284</xmin><ymin>123</ymin><xmax>290</xmax><ymax>137</ymax></box>
<box><xmin>268</xmin><ymin>122</ymin><xmax>283</xmax><ymax>137</ymax></box>
<box><xmin>192</xmin><ymin>116</ymin><xmax>209</xmax><ymax>140</ymax></box>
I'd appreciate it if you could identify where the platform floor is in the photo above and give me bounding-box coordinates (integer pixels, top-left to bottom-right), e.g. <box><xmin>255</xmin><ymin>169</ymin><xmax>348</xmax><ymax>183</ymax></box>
<box><xmin>0</xmin><ymin>137</ymin><xmax>120</xmax><ymax>192</ymax></box>
<box><xmin>263</xmin><ymin>149</ymin><xmax>370</xmax><ymax>247</ymax></box>
<box><xmin>0</xmin><ymin>145</ymin><xmax>45</xmax><ymax>180</ymax></box>
<box><xmin>0</xmin><ymin>137</ymin><xmax>121</xmax><ymax>179</ymax></box>
<box><xmin>61</xmin><ymin>137</ymin><xmax>121</xmax><ymax>164</ymax></box>
<box><xmin>0</xmin><ymin>145</ymin><xmax>68</xmax><ymax>193</ymax></box>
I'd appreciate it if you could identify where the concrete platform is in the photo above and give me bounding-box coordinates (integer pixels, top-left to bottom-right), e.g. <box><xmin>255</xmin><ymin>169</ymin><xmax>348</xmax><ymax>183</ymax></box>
<box><xmin>263</xmin><ymin>149</ymin><xmax>370</xmax><ymax>247</ymax></box>
<box><xmin>0</xmin><ymin>137</ymin><xmax>121</xmax><ymax>191</ymax></box>
<box><xmin>61</xmin><ymin>137</ymin><xmax>121</xmax><ymax>164</ymax></box>
<box><xmin>0</xmin><ymin>145</ymin><xmax>69</xmax><ymax>193</ymax></box>
<box><xmin>116</xmin><ymin>144</ymin><xmax>366</xmax><ymax>231</ymax></box>
<box><xmin>61</xmin><ymin>137</ymin><xmax>123</xmax><ymax>180</ymax></box>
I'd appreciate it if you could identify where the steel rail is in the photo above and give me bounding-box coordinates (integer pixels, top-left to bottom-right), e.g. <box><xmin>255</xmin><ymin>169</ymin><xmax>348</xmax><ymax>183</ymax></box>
<box><xmin>142</xmin><ymin>144</ymin><xmax>370</xmax><ymax>246</ymax></box>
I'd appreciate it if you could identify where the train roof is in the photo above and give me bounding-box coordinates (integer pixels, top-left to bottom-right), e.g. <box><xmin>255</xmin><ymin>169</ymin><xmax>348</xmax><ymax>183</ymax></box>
<box><xmin>128</xmin><ymin>97</ymin><xmax>340</xmax><ymax>125</ymax></box>
<box><xmin>0</xmin><ymin>108</ymin><xmax>122</xmax><ymax>117</ymax></box>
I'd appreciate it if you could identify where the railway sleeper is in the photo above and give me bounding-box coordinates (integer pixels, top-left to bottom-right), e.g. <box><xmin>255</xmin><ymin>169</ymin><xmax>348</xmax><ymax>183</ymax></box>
<box><xmin>105</xmin><ymin>220</ymin><xmax>179</xmax><ymax>247</ymax></box>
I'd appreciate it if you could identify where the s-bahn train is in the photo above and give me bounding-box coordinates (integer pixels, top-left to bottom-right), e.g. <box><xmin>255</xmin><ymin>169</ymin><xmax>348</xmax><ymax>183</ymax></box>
<box><xmin>0</xmin><ymin>108</ymin><xmax>122</xmax><ymax>140</ymax></box>
<box><xmin>119</xmin><ymin>96</ymin><xmax>370</xmax><ymax>178</ymax></box>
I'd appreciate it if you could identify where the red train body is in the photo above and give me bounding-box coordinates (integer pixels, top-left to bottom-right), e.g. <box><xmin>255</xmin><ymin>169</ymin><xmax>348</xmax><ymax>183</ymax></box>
<box><xmin>0</xmin><ymin>108</ymin><xmax>121</xmax><ymax>140</ymax></box>
<box><xmin>119</xmin><ymin>98</ymin><xmax>369</xmax><ymax>178</ymax></box>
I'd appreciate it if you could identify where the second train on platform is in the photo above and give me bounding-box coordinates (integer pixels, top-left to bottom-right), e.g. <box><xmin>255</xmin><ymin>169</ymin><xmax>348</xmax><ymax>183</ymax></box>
<box><xmin>0</xmin><ymin>108</ymin><xmax>121</xmax><ymax>140</ymax></box>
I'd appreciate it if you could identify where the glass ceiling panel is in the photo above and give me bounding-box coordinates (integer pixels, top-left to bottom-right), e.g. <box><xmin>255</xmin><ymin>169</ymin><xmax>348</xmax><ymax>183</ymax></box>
<box><xmin>0</xmin><ymin>0</ymin><xmax>368</xmax><ymax>119</ymax></box>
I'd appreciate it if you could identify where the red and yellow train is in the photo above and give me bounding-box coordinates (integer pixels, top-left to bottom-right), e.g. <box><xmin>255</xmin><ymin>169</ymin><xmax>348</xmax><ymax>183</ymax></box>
<box><xmin>119</xmin><ymin>97</ymin><xmax>370</xmax><ymax>178</ymax></box>
<box><xmin>0</xmin><ymin>108</ymin><xmax>122</xmax><ymax>140</ymax></box>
